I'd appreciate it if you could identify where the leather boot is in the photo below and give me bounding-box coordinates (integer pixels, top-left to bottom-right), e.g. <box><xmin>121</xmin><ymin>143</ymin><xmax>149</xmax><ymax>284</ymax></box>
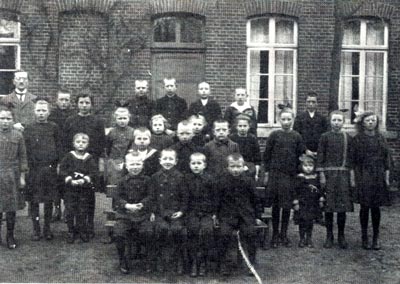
<box><xmin>190</xmin><ymin>258</ymin><xmax>198</xmax><ymax>277</ymax></box>
<box><xmin>31</xmin><ymin>218</ymin><xmax>41</xmax><ymax>241</ymax></box>
<box><xmin>323</xmin><ymin>231</ymin><xmax>334</xmax><ymax>248</ymax></box>
<box><xmin>372</xmin><ymin>234</ymin><xmax>381</xmax><ymax>250</ymax></box>
<box><xmin>361</xmin><ymin>229</ymin><xmax>370</xmax><ymax>250</ymax></box>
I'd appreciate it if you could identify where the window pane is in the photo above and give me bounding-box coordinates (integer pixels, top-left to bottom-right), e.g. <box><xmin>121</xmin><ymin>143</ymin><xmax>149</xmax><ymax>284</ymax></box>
<box><xmin>154</xmin><ymin>17</ymin><xmax>176</xmax><ymax>42</ymax></box>
<box><xmin>365</xmin><ymin>52</ymin><xmax>384</xmax><ymax>77</ymax></box>
<box><xmin>249</xmin><ymin>50</ymin><xmax>269</xmax><ymax>123</ymax></box>
<box><xmin>366</xmin><ymin>21</ymin><xmax>384</xmax><ymax>46</ymax></box>
<box><xmin>0</xmin><ymin>71</ymin><xmax>14</xmax><ymax>95</ymax></box>
<box><xmin>364</xmin><ymin>101</ymin><xmax>382</xmax><ymax>118</ymax></box>
<box><xmin>0</xmin><ymin>19</ymin><xmax>18</xmax><ymax>39</ymax></box>
<box><xmin>275</xmin><ymin>50</ymin><xmax>293</xmax><ymax>74</ymax></box>
<box><xmin>274</xmin><ymin>75</ymin><xmax>293</xmax><ymax>123</ymax></box>
<box><xmin>276</xmin><ymin>19</ymin><xmax>294</xmax><ymax>44</ymax></box>
<box><xmin>343</xmin><ymin>20</ymin><xmax>360</xmax><ymax>45</ymax></box>
<box><xmin>0</xmin><ymin>45</ymin><xmax>17</xmax><ymax>69</ymax></box>
<box><xmin>250</xmin><ymin>18</ymin><xmax>269</xmax><ymax>43</ymax></box>
<box><xmin>181</xmin><ymin>17</ymin><xmax>203</xmax><ymax>43</ymax></box>
<box><xmin>250</xmin><ymin>50</ymin><xmax>269</xmax><ymax>74</ymax></box>
<box><xmin>340</xmin><ymin>52</ymin><xmax>360</xmax><ymax>123</ymax></box>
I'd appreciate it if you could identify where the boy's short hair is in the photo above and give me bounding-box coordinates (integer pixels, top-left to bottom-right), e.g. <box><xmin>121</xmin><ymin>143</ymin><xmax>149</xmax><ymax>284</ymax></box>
<box><xmin>125</xmin><ymin>151</ymin><xmax>144</xmax><ymax>162</ymax></box>
<box><xmin>160</xmin><ymin>148</ymin><xmax>177</xmax><ymax>159</ymax></box>
<box><xmin>190</xmin><ymin>152</ymin><xmax>206</xmax><ymax>163</ymax></box>
<box><xmin>226</xmin><ymin>153</ymin><xmax>245</xmax><ymax>164</ymax></box>
<box><xmin>306</xmin><ymin>91</ymin><xmax>318</xmax><ymax>100</ymax></box>
<box><xmin>73</xmin><ymin>132</ymin><xmax>89</xmax><ymax>142</ymax></box>
<box><xmin>234</xmin><ymin>114</ymin><xmax>251</xmax><ymax>125</ymax></box>
<box><xmin>279</xmin><ymin>107</ymin><xmax>294</xmax><ymax>118</ymax></box>
<box><xmin>329</xmin><ymin>110</ymin><xmax>346</xmax><ymax>120</ymax></box>
<box><xmin>189</xmin><ymin>114</ymin><xmax>207</xmax><ymax>125</ymax></box>
<box><xmin>134</xmin><ymin>127</ymin><xmax>151</xmax><ymax>138</ymax></box>
<box><xmin>150</xmin><ymin>114</ymin><xmax>167</xmax><ymax>124</ymax></box>
<box><xmin>135</xmin><ymin>80</ymin><xmax>148</xmax><ymax>86</ymax></box>
<box><xmin>35</xmin><ymin>99</ymin><xmax>50</xmax><ymax>109</ymax></box>
<box><xmin>213</xmin><ymin>119</ymin><xmax>229</xmax><ymax>129</ymax></box>
<box><xmin>198</xmin><ymin>82</ymin><xmax>210</xmax><ymax>88</ymax></box>
<box><xmin>235</xmin><ymin>88</ymin><xmax>247</xmax><ymax>95</ymax></box>
<box><xmin>113</xmin><ymin>107</ymin><xmax>130</xmax><ymax>118</ymax></box>
<box><xmin>177</xmin><ymin>120</ymin><xmax>193</xmax><ymax>132</ymax></box>
<box><xmin>75</xmin><ymin>92</ymin><xmax>93</xmax><ymax>104</ymax></box>
<box><xmin>57</xmin><ymin>88</ymin><xmax>71</xmax><ymax>97</ymax></box>
<box><xmin>0</xmin><ymin>105</ymin><xmax>14</xmax><ymax>118</ymax></box>
<box><xmin>163</xmin><ymin>77</ymin><xmax>176</xmax><ymax>85</ymax></box>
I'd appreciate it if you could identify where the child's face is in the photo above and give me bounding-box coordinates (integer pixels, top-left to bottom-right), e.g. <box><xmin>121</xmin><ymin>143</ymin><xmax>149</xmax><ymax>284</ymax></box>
<box><xmin>135</xmin><ymin>82</ymin><xmax>148</xmax><ymax>97</ymax></box>
<box><xmin>213</xmin><ymin>122</ymin><xmax>230</xmax><ymax>141</ymax></box>
<box><xmin>115</xmin><ymin>113</ymin><xmax>130</xmax><ymax>128</ymax></box>
<box><xmin>35</xmin><ymin>104</ymin><xmax>50</xmax><ymax>123</ymax></box>
<box><xmin>151</xmin><ymin>119</ymin><xmax>165</xmax><ymax>134</ymax></box>
<box><xmin>302</xmin><ymin>162</ymin><xmax>315</xmax><ymax>175</ymax></box>
<box><xmin>159</xmin><ymin>151</ymin><xmax>177</xmax><ymax>170</ymax></box>
<box><xmin>236</xmin><ymin>119</ymin><xmax>250</xmax><ymax>136</ymax></box>
<box><xmin>56</xmin><ymin>93</ymin><xmax>71</xmax><ymax>110</ymax></box>
<box><xmin>330</xmin><ymin>114</ymin><xmax>344</xmax><ymax>132</ymax></box>
<box><xmin>125</xmin><ymin>157</ymin><xmax>144</xmax><ymax>176</ymax></box>
<box><xmin>192</xmin><ymin>118</ymin><xmax>205</xmax><ymax>134</ymax></box>
<box><xmin>227</xmin><ymin>159</ymin><xmax>245</xmax><ymax>176</ymax></box>
<box><xmin>234</xmin><ymin>90</ymin><xmax>248</xmax><ymax>105</ymax></box>
<box><xmin>198</xmin><ymin>83</ymin><xmax>210</xmax><ymax>99</ymax></box>
<box><xmin>77</xmin><ymin>97</ymin><xmax>92</xmax><ymax>115</ymax></box>
<box><xmin>177</xmin><ymin>126</ymin><xmax>193</xmax><ymax>143</ymax></box>
<box><xmin>363</xmin><ymin>115</ymin><xmax>377</xmax><ymax>131</ymax></box>
<box><xmin>0</xmin><ymin>111</ymin><xmax>13</xmax><ymax>131</ymax></box>
<box><xmin>73</xmin><ymin>137</ymin><xmax>89</xmax><ymax>152</ymax></box>
<box><xmin>164</xmin><ymin>79</ymin><xmax>177</xmax><ymax>95</ymax></box>
<box><xmin>134</xmin><ymin>133</ymin><xmax>150</xmax><ymax>150</ymax></box>
<box><xmin>306</xmin><ymin>96</ymin><xmax>318</xmax><ymax>113</ymax></box>
<box><xmin>279</xmin><ymin>112</ymin><xmax>293</xmax><ymax>130</ymax></box>
<box><xmin>189</xmin><ymin>157</ymin><xmax>206</xmax><ymax>174</ymax></box>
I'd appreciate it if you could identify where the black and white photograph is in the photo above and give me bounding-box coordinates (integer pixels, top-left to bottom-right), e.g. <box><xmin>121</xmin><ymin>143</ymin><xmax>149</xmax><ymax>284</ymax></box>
<box><xmin>0</xmin><ymin>0</ymin><xmax>399</xmax><ymax>283</ymax></box>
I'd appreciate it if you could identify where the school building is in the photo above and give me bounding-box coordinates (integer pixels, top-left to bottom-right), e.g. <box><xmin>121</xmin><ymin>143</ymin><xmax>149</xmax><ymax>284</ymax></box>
<box><xmin>1</xmin><ymin>0</ymin><xmax>400</xmax><ymax>164</ymax></box>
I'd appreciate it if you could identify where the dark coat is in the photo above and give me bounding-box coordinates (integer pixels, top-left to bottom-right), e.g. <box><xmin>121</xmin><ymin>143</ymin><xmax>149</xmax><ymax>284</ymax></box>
<box><xmin>294</xmin><ymin>174</ymin><xmax>322</xmax><ymax>221</ymax></box>
<box><xmin>230</xmin><ymin>133</ymin><xmax>261</xmax><ymax>164</ymax></box>
<box><xmin>127</xmin><ymin>96</ymin><xmax>155</xmax><ymax>128</ymax></box>
<box><xmin>48</xmin><ymin>107</ymin><xmax>75</xmax><ymax>156</ymax></box>
<box><xmin>293</xmin><ymin>111</ymin><xmax>328</xmax><ymax>152</ymax></box>
<box><xmin>188</xmin><ymin>99</ymin><xmax>222</xmax><ymax>134</ymax></box>
<box><xmin>171</xmin><ymin>141</ymin><xmax>203</xmax><ymax>174</ymax></box>
<box><xmin>24</xmin><ymin>122</ymin><xmax>61</xmax><ymax>203</ymax></box>
<box><xmin>113</xmin><ymin>173</ymin><xmax>153</xmax><ymax>222</ymax></box>
<box><xmin>154</xmin><ymin>94</ymin><xmax>187</xmax><ymax>130</ymax></box>
<box><xmin>186</xmin><ymin>172</ymin><xmax>217</xmax><ymax>216</ymax></box>
<box><xmin>0</xmin><ymin>91</ymin><xmax>37</xmax><ymax>127</ymax></box>
<box><xmin>151</xmin><ymin>168</ymin><xmax>188</xmax><ymax>220</ymax></box>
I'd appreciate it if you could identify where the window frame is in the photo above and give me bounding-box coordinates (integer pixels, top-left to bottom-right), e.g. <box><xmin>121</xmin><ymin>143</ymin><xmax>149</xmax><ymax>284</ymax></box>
<box><xmin>339</xmin><ymin>19</ymin><xmax>388</xmax><ymax>129</ymax></box>
<box><xmin>0</xmin><ymin>20</ymin><xmax>21</xmax><ymax>96</ymax></box>
<box><xmin>246</xmin><ymin>17</ymin><xmax>298</xmax><ymax>131</ymax></box>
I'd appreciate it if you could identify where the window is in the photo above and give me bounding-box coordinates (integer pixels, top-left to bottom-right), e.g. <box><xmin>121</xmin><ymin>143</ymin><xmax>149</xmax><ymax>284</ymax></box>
<box><xmin>339</xmin><ymin>19</ymin><xmax>388</xmax><ymax>127</ymax></box>
<box><xmin>0</xmin><ymin>18</ymin><xmax>20</xmax><ymax>96</ymax></box>
<box><xmin>247</xmin><ymin>17</ymin><xmax>297</xmax><ymax>126</ymax></box>
<box><xmin>153</xmin><ymin>14</ymin><xmax>204</xmax><ymax>48</ymax></box>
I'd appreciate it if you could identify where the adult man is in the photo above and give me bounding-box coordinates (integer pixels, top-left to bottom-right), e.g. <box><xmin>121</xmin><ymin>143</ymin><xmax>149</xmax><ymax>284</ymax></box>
<box><xmin>293</xmin><ymin>92</ymin><xmax>328</xmax><ymax>155</ymax></box>
<box><xmin>0</xmin><ymin>70</ymin><xmax>37</xmax><ymax>132</ymax></box>
<box><xmin>127</xmin><ymin>80</ymin><xmax>154</xmax><ymax>128</ymax></box>
<box><xmin>154</xmin><ymin>78</ymin><xmax>187</xmax><ymax>132</ymax></box>
<box><xmin>188</xmin><ymin>82</ymin><xmax>222</xmax><ymax>135</ymax></box>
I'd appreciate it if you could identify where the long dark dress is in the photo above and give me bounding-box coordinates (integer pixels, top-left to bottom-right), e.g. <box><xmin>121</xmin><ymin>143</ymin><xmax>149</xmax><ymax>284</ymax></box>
<box><xmin>24</xmin><ymin>122</ymin><xmax>61</xmax><ymax>203</ymax></box>
<box><xmin>294</xmin><ymin>174</ymin><xmax>322</xmax><ymax>222</ymax></box>
<box><xmin>0</xmin><ymin>129</ymin><xmax>28</xmax><ymax>212</ymax></box>
<box><xmin>353</xmin><ymin>132</ymin><xmax>391</xmax><ymax>207</ymax></box>
<box><xmin>316</xmin><ymin>131</ymin><xmax>354</xmax><ymax>213</ymax></box>
<box><xmin>263</xmin><ymin>130</ymin><xmax>306</xmax><ymax>209</ymax></box>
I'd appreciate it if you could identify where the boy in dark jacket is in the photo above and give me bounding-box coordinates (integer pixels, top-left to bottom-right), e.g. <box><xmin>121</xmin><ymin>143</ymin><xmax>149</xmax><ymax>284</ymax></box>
<box><xmin>185</xmin><ymin>152</ymin><xmax>217</xmax><ymax>277</ymax></box>
<box><xmin>113</xmin><ymin>152</ymin><xmax>154</xmax><ymax>274</ymax></box>
<box><xmin>217</xmin><ymin>153</ymin><xmax>261</xmax><ymax>276</ymax></box>
<box><xmin>151</xmin><ymin>148</ymin><xmax>188</xmax><ymax>274</ymax></box>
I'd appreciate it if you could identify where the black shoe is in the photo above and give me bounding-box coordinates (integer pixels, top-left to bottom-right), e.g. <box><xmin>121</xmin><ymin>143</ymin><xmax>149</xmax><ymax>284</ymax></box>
<box><xmin>119</xmin><ymin>258</ymin><xmax>130</xmax><ymax>274</ymax></box>
<box><xmin>66</xmin><ymin>232</ymin><xmax>75</xmax><ymax>244</ymax></box>
<box><xmin>190</xmin><ymin>261</ymin><xmax>198</xmax><ymax>277</ymax></box>
<box><xmin>306</xmin><ymin>238</ymin><xmax>314</xmax><ymax>248</ymax></box>
<box><xmin>198</xmin><ymin>261</ymin><xmax>206</xmax><ymax>277</ymax></box>
<box><xmin>6</xmin><ymin>233</ymin><xmax>17</xmax><ymax>249</ymax></box>
<box><xmin>87</xmin><ymin>231</ymin><xmax>95</xmax><ymax>239</ymax></box>
<box><xmin>280</xmin><ymin>236</ymin><xmax>292</xmax><ymax>247</ymax></box>
<box><xmin>220</xmin><ymin>263</ymin><xmax>230</xmax><ymax>276</ymax></box>
<box><xmin>372</xmin><ymin>238</ymin><xmax>381</xmax><ymax>250</ymax></box>
<box><xmin>31</xmin><ymin>232</ymin><xmax>41</xmax><ymax>241</ymax></box>
<box><xmin>44</xmin><ymin>230</ymin><xmax>54</xmax><ymax>241</ymax></box>
<box><xmin>323</xmin><ymin>236</ymin><xmax>333</xmax><ymax>248</ymax></box>
<box><xmin>362</xmin><ymin>235</ymin><xmax>371</xmax><ymax>250</ymax></box>
<box><xmin>338</xmin><ymin>235</ymin><xmax>348</xmax><ymax>249</ymax></box>
<box><xmin>270</xmin><ymin>234</ymin><xmax>279</xmax><ymax>248</ymax></box>
<box><xmin>80</xmin><ymin>233</ymin><xmax>89</xmax><ymax>243</ymax></box>
<box><xmin>298</xmin><ymin>238</ymin><xmax>306</xmax><ymax>248</ymax></box>
<box><xmin>176</xmin><ymin>260</ymin><xmax>184</xmax><ymax>275</ymax></box>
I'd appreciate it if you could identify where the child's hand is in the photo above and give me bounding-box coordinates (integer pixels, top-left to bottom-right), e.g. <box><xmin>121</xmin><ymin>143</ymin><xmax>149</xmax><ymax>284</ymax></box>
<box><xmin>319</xmin><ymin>197</ymin><xmax>325</xmax><ymax>208</ymax></box>
<box><xmin>165</xmin><ymin>129</ymin><xmax>175</xmax><ymax>136</ymax></box>
<box><xmin>150</xmin><ymin>213</ymin><xmax>155</xmax><ymax>222</ymax></box>
<box><xmin>244</xmin><ymin>165</ymin><xmax>249</xmax><ymax>171</ymax></box>
<box><xmin>212</xmin><ymin>215</ymin><xmax>219</xmax><ymax>227</ymax></box>
<box><xmin>20</xmin><ymin>175</ymin><xmax>26</xmax><ymax>188</ymax></box>
<box><xmin>171</xmin><ymin>211</ymin><xmax>183</xmax><ymax>219</ymax></box>
<box><xmin>133</xmin><ymin>203</ymin><xmax>143</xmax><ymax>211</ymax></box>
<box><xmin>293</xmin><ymin>200</ymin><xmax>299</xmax><ymax>211</ymax></box>
<box><xmin>13</xmin><ymin>122</ymin><xmax>24</xmax><ymax>132</ymax></box>
<box><xmin>254</xmin><ymin>173</ymin><xmax>259</xmax><ymax>182</ymax></box>
<box><xmin>319</xmin><ymin>172</ymin><xmax>326</xmax><ymax>189</ymax></box>
<box><xmin>255</xmin><ymin>218</ymin><xmax>263</xmax><ymax>225</ymax></box>
<box><xmin>125</xmin><ymin>203</ymin><xmax>137</xmax><ymax>212</ymax></box>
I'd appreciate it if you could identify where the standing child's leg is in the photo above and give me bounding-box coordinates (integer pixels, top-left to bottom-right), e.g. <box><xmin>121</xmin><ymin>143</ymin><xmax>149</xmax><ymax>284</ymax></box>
<box><xmin>31</xmin><ymin>201</ymin><xmax>41</xmax><ymax>241</ymax></box>
<box><xmin>271</xmin><ymin>205</ymin><xmax>280</xmax><ymax>248</ymax></box>
<box><xmin>298</xmin><ymin>220</ymin><xmax>306</xmax><ymax>248</ymax></box>
<box><xmin>43</xmin><ymin>201</ymin><xmax>54</xmax><ymax>240</ymax></box>
<box><xmin>371</xmin><ymin>207</ymin><xmax>381</xmax><ymax>250</ymax></box>
<box><xmin>306</xmin><ymin>221</ymin><xmax>314</xmax><ymax>248</ymax></box>
<box><xmin>324</xmin><ymin>212</ymin><xmax>334</xmax><ymax>248</ymax></box>
<box><xmin>359</xmin><ymin>205</ymin><xmax>370</xmax><ymax>249</ymax></box>
<box><xmin>219</xmin><ymin>221</ymin><xmax>233</xmax><ymax>276</ymax></box>
<box><xmin>337</xmin><ymin>212</ymin><xmax>347</xmax><ymax>249</ymax></box>
<box><xmin>280</xmin><ymin>209</ymin><xmax>291</xmax><ymax>247</ymax></box>
<box><xmin>86</xmin><ymin>193</ymin><xmax>95</xmax><ymax>239</ymax></box>
<box><xmin>198</xmin><ymin>217</ymin><xmax>214</xmax><ymax>277</ymax></box>
<box><xmin>6</xmin><ymin>211</ymin><xmax>17</xmax><ymax>249</ymax></box>
<box><xmin>65</xmin><ymin>193</ymin><xmax>77</xmax><ymax>243</ymax></box>
<box><xmin>187</xmin><ymin>217</ymin><xmax>200</xmax><ymax>277</ymax></box>
<box><xmin>171</xmin><ymin>220</ymin><xmax>185</xmax><ymax>275</ymax></box>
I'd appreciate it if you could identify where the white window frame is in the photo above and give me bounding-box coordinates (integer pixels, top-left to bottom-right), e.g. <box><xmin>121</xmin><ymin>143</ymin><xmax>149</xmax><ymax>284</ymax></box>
<box><xmin>339</xmin><ymin>19</ymin><xmax>388</xmax><ymax>129</ymax></box>
<box><xmin>246</xmin><ymin>17</ymin><xmax>298</xmax><ymax>133</ymax></box>
<box><xmin>0</xmin><ymin>20</ymin><xmax>21</xmax><ymax>96</ymax></box>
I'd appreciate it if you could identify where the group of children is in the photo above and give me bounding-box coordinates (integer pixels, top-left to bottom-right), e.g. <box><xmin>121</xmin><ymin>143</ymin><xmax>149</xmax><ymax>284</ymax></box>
<box><xmin>0</xmin><ymin>75</ymin><xmax>393</xmax><ymax>278</ymax></box>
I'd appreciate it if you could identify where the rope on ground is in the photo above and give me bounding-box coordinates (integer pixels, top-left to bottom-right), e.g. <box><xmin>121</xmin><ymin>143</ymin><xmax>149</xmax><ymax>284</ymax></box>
<box><xmin>236</xmin><ymin>231</ymin><xmax>263</xmax><ymax>284</ymax></box>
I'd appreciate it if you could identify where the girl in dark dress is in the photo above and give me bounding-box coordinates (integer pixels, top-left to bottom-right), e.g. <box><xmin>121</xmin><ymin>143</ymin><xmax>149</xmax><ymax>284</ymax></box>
<box><xmin>353</xmin><ymin>111</ymin><xmax>391</xmax><ymax>250</ymax></box>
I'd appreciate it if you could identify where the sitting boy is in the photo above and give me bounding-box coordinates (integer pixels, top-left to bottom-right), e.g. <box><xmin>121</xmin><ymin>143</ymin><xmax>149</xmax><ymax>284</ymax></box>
<box><xmin>151</xmin><ymin>149</ymin><xmax>188</xmax><ymax>274</ymax></box>
<box><xmin>113</xmin><ymin>152</ymin><xmax>155</xmax><ymax>274</ymax></box>
<box><xmin>217</xmin><ymin>153</ymin><xmax>261</xmax><ymax>276</ymax></box>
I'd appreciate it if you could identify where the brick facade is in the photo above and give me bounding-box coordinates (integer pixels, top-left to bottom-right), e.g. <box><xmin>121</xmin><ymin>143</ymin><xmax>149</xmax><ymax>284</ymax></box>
<box><xmin>2</xmin><ymin>0</ymin><xmax>400</xmax><ymax>166</ymax></box>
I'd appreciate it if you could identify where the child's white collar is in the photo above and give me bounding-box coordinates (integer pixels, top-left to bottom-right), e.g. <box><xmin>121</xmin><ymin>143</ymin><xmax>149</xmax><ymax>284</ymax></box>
<box><xmin>230</xmin><ymin>101</ymin><xmax>252</xmax><ymax>112</ymax></box>
<box><xmin>71</xmin><ymin>151</ymin><xmax>90</xmax><ymax>160</ymax></box>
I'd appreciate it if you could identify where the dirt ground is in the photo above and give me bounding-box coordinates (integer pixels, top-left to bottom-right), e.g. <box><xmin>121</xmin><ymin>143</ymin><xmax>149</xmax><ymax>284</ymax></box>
<box><xmin>0</xmin><ymin>193</ymin><xmax>399</xmax><ymax>284</ymax></box>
